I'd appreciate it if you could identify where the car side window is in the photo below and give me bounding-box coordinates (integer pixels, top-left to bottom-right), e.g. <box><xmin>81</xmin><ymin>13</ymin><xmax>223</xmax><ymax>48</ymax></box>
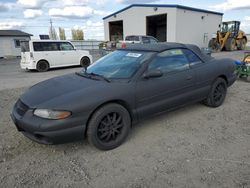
<box><xmin>148</xmin><ymin>49</ymin><xmax>189</xmax><ymax>74</ymax></box>
<box><xmin>60</xmin><ymin>42</ymin><xmax>74</xmax><ymax>51</ymax></box>
<box><xmin>142</xmin><ymin>37</ymin><xmax>150</xmax><ymax>44</ymax></box>
<box><xmin>182</xmin><ymin>49</ymin><xmax>203</xmax><ymax>66</ymax></box>
<box><xmin>149</xmin><ymin>38</ymin><xmax>158</xmax><ymax>44</ymax></box>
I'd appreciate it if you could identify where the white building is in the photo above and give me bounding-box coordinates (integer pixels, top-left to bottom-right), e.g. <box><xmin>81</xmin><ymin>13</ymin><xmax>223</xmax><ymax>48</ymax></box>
<box><xmin>0</xmin><ymin>30</ymin><xmax>32</xmax><ymax>58</ymax></box>
<box><xmin>103</xmin><ymin>4</ymin><xmax>223</xmax><ymax>48</ymax></box>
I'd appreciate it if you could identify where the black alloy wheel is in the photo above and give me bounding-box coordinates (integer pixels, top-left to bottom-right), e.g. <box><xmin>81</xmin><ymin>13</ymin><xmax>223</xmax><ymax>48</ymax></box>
<box><xmin>97</xmin><ymin>112</ymin><xmax>123</xmax><ymax>143</ymax></box>
<box><xmin>203</xmin><ymin>77</ymin><xmax>227</xmax><ymax>107</ymax></box>
<box><xmin>87</xmin><ymin>103</ymin><xmax>131</xmax><ymax>150</ymax></box>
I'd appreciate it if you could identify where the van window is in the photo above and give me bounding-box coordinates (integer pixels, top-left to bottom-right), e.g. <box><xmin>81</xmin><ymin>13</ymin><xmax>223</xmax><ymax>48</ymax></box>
<box><xmin>20</xmin><ymin>41</ymin><xmax>30</xmax><ymax>52</ymax></box>
<box><xmin>60</xmin><ymin>42</ymin><xmax>74</xmax><ymax>51</ymax></box>
<box><xmin>33</xmin><ymin>42</ymin><xmax>60</xmax><ymax>51</ymax></box>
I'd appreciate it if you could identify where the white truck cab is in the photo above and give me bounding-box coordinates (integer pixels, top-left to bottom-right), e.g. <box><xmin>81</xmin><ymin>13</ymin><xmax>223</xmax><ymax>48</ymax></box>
<box><xmin>20</xmin><ymin>40</ymin><xmax>92</xmax><ymax>72</ymax></box>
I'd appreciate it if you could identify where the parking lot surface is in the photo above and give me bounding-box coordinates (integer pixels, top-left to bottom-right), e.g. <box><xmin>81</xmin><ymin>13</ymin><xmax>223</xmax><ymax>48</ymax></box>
<box><xmin>0</xmin><ymin>50</ymin><xmax>250</xmax><ymax>187</ymax></box>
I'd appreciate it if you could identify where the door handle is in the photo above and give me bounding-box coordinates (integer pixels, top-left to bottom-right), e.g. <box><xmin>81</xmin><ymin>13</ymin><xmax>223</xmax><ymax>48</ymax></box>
<box><xmin>186</xmin><ymin>76</ymin><xmax>193</xmax><ymax>80</ymax></box>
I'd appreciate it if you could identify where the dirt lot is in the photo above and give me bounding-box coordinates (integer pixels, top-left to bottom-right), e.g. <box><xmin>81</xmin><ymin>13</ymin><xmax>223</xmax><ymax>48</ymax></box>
<box><xmin>0</xmin><ymin>51</ymin><xmax>250</xmax><ymax>187</ymax></box>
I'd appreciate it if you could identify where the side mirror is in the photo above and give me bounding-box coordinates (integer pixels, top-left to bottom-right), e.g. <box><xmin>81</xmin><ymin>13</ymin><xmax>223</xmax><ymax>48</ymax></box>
<box><xmin>143</xmin><ymin>70</ymin><xmax>163</xmax><ymax>79</ymax></box>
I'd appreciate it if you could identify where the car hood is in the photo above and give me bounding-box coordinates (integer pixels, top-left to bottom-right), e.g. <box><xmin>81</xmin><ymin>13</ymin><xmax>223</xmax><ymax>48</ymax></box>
<box><xmin>20</xmin><ymin>73</ymin><xmax>107</xmax><ymax>108</ymax></box>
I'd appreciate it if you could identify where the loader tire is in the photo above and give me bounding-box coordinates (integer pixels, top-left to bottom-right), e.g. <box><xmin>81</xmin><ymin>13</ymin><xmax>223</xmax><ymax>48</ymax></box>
<box><xmin>238</xmin><ymin>38</ymin><xmax>247</xmax><ymax>50</ymax></box>
<box><xmin>225</xmin><ymin>38</ymin><xmax>236</xmax><ymax>51</ymax></box>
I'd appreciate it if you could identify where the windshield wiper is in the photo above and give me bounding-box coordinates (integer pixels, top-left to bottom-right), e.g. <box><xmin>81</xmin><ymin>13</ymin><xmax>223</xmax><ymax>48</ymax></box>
<box><xmin>75</xmin><ymin>71</ymin><xmax>111</xmax><ymax>83</ymax></box>
<box><xmin>88</xmin><ymin>72</ymin><xmax>111</xmax><ymax>83</ymax></box>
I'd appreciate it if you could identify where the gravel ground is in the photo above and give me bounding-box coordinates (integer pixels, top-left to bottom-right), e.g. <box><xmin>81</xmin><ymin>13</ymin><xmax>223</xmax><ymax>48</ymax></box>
<box><xmin>0</xmin><ymin>51</ymin><xmax>250</xmax><ymax>187</ymax></box>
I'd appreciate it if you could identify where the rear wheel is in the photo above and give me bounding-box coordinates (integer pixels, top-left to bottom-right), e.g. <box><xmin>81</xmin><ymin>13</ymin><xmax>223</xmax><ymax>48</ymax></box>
<box><xmin>80</xmin><ymin>57</ymin><xmax>90</xmax><ymax>68</ymax></box>
<box><xmin>87</xmin><ymin>103</ymin><xmax>131</xmax><ymax>150</ymax></box>
<box><xmin>36</xmin><ymin>60</ymin><xmax>49</xmax><ymax>72</ymax></box>
<box><xmin>208</xmin><ymin>38</ymin><xmax>221</xmax><ymax>52</ymax></box>
<box><xmin>238</xmin><ymin>38</ymin><xmax>247</xmax><ymax>50</ymax></box>
<box><xmin>225</xmin><ymin>38</ymin><xmax>236</xmax><ymax>51</ymax></box>
<box><xmin>203</xmin><ymin>78</ymin><xmax>227</xmax><ymax>107</ymax></box>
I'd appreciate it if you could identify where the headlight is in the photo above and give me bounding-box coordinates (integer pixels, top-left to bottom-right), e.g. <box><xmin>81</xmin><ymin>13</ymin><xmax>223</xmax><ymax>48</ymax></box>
<box><xmin>33</xmin><ymin>109</ymin><xmax>71</xmax><ymax>120</ymax></box>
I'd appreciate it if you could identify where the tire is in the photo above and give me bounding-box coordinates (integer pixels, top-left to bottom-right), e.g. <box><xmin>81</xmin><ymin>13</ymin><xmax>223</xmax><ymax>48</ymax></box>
<box><xmin>238</xmin><ymin>38</ymin><xmax>247</xmax><ymax>50</ymax></box>
<box><xmin>225</xmin><ymin>38</ymin><xmax>236</xmax><ymax>51</ymax></box>
<box><xmin>36</xmin><ymin>60</ymin><xmax>49</xmax><ymax>72</ymax></box>
<box><xmin>203</xmin><ymin>77</ymin><xmax>227</xmax><ymax>107</ymax></box>
<box><xmin>87</xmin><ymin>103</ymin><xmax>131</xmax><ymax>150</ymax></box>
<box><xmin>208</xmin><ymin>38</ymin><xmax>221</xmax><ymax>52</ymax></box>
<box><xmin>80</xmin><ymin>57</ymin><xmax>90</xmax><ymax>68</ymax></box>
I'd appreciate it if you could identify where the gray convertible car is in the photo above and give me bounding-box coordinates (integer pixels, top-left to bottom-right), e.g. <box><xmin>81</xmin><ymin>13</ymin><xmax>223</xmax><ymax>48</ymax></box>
<box><xmin>11</xmin><ymin>43</ymin><xmax>237</xmax><ymax>150</ymax></box>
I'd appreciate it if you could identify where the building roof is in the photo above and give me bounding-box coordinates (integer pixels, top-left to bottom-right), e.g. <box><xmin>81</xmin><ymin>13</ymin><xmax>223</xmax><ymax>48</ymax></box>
<box><xmin>103</xmin><ymin>4</ymin><xmax>223</xmax><ymax>20</ymax></box>
<box><xmin>0</xmin><ymin>30</ymin><xmax>33</xmax><ymax>37</ymax></box>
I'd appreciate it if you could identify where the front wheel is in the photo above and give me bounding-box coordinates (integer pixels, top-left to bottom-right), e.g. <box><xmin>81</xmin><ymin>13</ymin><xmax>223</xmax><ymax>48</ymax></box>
<box><xmin>87</xmin><ymin>103</ymin><xmax>131</xmax><ymax>150</ymax></box>
<box><xmin>203</xmin><ymin>78</ymin><xmax>227</xmax><ymax>107</ymax></box>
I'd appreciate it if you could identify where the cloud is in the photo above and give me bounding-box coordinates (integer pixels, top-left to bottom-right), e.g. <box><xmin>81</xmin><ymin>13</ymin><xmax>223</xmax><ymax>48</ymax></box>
<box><xmin>49</xmin><ymin>6</ymin><xmax>107</xmax><ymax>18</ymax></box>
<box><xmin>0</xmin><ymin>4</ymin><xmax>8</xmax><ymax>12</ymax></box>
<box><xmin>94</xmin><ymin>10</ymin><xmax>111</xmax><ymax>16</ymax></box>
<box><xmin>116</xmin><ymin>0</ymin><xmax>157</xmax><ymax>4</ymax></box>
<box><xmin>63</xmin><ymin>0</ymin><xmax>89</xmax><ymax>6</ymax></box>
<box><xmin>0</xmin><ymin>21</ymin><xmax>24</xmax><ymax>30</ymax></box>
<box><xmin>241</xmin><ymin>16</ymin><xmax>250</xmax><ymax>33</ymax></box>
<box><xmin>210</xmin><ymin>0</ymin><xmax>250</xmax><ymax>11</ymax></box>
<box><xmin>0</xmin><ymin>2</ymin><xmax>16</xmax><ymax>12</ymax></box>
<box><xmin>23</xmin><ymin>9</ymin><xmax>43</xmax><ymax>18</ymax></box>
<box><xmin>49</xmin><ymin>6</ymin><xmax>94</xmax><ymax>18</ymax></box>
<box><xmin>17</xmin><ymin>0</ymin><xmax>52</xmax><ymax>9</ymax></box>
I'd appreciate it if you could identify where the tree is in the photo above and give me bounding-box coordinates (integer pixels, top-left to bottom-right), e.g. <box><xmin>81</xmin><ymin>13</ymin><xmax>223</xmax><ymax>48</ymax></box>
<box><xmin>71</xmin><ymin>29</ymin><xmax>84</xmax><ymax>40</ymax></box>
<box><xmin>59</xmin><ymin>27</ymin><xmax>66</xmax><ymax>40</ymax></box>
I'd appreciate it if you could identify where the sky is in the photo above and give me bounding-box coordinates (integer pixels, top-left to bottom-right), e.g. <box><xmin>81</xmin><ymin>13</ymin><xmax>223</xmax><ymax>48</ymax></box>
<box><xmin>0</xmin><ymin>0</ymin><xmax>250</xmax><ymax>40</ymax></box>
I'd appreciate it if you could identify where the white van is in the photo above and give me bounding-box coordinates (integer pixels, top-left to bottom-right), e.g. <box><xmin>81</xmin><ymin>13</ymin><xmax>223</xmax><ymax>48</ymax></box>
<box><xmin>20</xmin><ymin>40</ymin><xmax>93</xmax><ymax>72</ymax></box>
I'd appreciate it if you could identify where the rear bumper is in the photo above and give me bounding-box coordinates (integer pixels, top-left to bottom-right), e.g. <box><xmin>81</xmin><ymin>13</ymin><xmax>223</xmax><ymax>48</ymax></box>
<box><xmin>20</xmin><ymin>61</ymin><xmax>37</xmax><ymax>70</ymax></box>
<box><xmin>228</xmin><ymin>73</ymin><xmax>237</xmax><ymax>87</ymax></box>
<box><xmin>11</xmin><ymin>100</ymin><xmax>87</xmax><ymax>144</ymax></box>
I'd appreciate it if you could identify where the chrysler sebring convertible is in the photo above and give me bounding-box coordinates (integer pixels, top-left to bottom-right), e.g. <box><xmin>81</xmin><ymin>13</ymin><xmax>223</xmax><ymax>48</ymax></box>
<box><xmin>11</xmin><ymin>43</ymin><xmax>237</xmax><ymax>150</ymax></box>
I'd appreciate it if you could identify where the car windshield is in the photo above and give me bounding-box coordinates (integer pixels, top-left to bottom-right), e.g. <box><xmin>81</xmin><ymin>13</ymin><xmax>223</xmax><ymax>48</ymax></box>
<box><xmin>86</xmin><ymin>50</ymin><xmax>154</xmax><ymax>79</ymax></box>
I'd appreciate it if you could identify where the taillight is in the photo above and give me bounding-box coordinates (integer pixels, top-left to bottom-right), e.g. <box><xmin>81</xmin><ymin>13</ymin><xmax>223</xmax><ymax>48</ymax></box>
<box><xmin>30</xmin><ymin>52</ymin><xmax>33</xmax><ymax>58</ymax></box>
<box><xmin>121</xmin><ymin>42</ymin><xmax>126</xmax><ymax>48</ymax></box>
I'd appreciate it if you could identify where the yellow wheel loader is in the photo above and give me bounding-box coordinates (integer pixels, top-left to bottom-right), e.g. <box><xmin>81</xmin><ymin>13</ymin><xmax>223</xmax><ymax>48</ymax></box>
<box><xmin>208</xmin><ymin>21</ymin><xmax>247</xmax><ymax>51</ymax></box>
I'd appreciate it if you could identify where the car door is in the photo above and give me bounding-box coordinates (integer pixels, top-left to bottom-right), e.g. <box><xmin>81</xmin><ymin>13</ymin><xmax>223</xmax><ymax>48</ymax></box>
<box><xmin>59</xmin><ymin>42</ymin><xmax>77</xmax><ymax>65</ymax></box>
<box><xmin>135</xmin><ymin>49</ymin><xmax>196</xmax><ymax>119</ymax></box>
<box><xmin>182</xmin><ymin>49</ymin><xmax>213</xmax><ymax>100</ymax></box>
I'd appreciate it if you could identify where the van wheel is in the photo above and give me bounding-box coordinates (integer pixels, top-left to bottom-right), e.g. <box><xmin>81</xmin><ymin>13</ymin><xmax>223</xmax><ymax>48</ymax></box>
<box><xmin>37</xmin><ymin>60</ymin><xmax>49</xmax><ymax>72</ymax></box>
<box><xmin>80</xmin><ymin>57</ymin><xmax>90</xmax><ymax>68</ymax></box>
<box><xmin>203</xmin><ymin>77</ymin><xmax>227</xmax><ymax>107</ymax></box>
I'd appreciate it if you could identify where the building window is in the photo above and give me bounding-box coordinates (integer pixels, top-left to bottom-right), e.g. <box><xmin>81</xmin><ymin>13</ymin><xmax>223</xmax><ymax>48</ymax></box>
<box><xmin>14</xmin><ymin>39</ymin><xmax>21</xmax><ymax>48</ymax></box>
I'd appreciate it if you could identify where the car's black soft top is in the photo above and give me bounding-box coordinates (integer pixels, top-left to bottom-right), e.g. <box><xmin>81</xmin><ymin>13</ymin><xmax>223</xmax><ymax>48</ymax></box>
<box><xmin>119</xmin><ymin>42</ymin><xmax>213</xmax><ymax>62</ymax></box>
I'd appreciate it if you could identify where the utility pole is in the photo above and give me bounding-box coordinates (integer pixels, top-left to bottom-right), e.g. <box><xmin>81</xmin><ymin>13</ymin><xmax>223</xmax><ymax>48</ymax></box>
<box><xmin>49</xmin><ymin>18</ymin><xmax>58</xmax><ymax>40</ymax></box>
<box><xmin>50</xmin><ymin>19</ymin><xmax>53</xmax><ymax>29</ymax></box>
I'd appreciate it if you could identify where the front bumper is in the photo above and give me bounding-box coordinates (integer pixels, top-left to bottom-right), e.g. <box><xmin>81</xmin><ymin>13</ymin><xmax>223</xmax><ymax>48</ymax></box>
<box><xmin>11</xmin><ymin>99</ymin><xmax>87</xmax><ymax>144</ymax></box>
